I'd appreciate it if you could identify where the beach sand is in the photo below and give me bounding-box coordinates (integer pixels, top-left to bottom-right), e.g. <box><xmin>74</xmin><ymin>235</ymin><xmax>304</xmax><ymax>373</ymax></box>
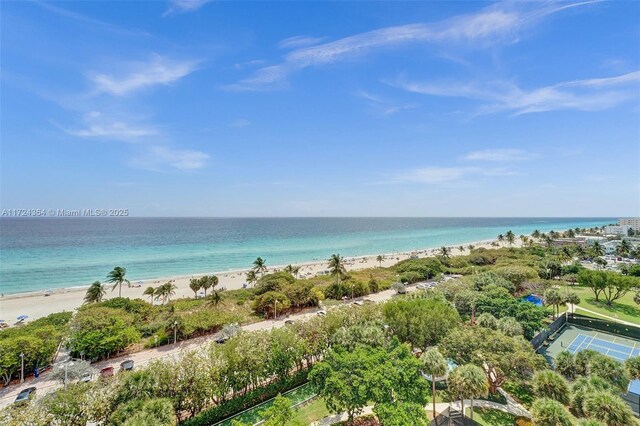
<box><xmin>0</xmin><ymin>238</ymin><xmax>512</xmax><ymax>323</ymax></box>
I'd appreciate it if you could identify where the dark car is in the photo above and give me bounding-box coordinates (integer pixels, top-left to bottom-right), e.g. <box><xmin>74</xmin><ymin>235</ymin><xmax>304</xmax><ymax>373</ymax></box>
<box><xmin>120</xmin><ymin>360</ymin><xmax>134</xmax><ymax>371</ymax></box>
<box><xmin>14</xmin><ymin>387</ymin><xmax>36</xmax><ymax>404</ymax></box>
<box><xmin>214</xmin><ymin>336</ymin><xmax>228</xmax><ymax>344</ymax></box>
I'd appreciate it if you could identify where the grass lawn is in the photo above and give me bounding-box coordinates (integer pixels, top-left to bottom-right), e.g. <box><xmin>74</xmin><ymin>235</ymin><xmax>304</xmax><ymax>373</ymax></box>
<box><xmin>567</xmin><ymin>284</ymin><xmax>640</xmax><ymax>324</ymax></box>
<box><xmin>293</xmin><ymin>398</ymin><xmax>330</xmax><ymax>424</ymax></box>
<box><xmin>464</xmin><ymin>408</ymin><xmax>516</xmax><ymax>426</ymax></box>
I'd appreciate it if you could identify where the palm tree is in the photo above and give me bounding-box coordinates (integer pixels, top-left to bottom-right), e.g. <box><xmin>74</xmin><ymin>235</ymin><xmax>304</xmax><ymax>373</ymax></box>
<box><xmin>208</xmin><ymin>289</ymin><xmax>221</xmax><ymax>307</ymax></box>
<box><xmin>253</xmin><ymin>257</ymin><xmax>267</xmax><ymax>277</ymax></box>
<box><xmin>532</xmin><ymin>229</ymin><xmax>541</xmax><ymax>240</ymax></box>
<box><xmin>328</xmin><ymin>254</ymin><xmax>346</xmax><ymax>284</ymax></box>
<box><xmin>420</xmin><ymin>349</ymin><xmax>448</xmax><ymax>419</ymax></box>
<box><xmin>246</xmin><ymin>270</ymin><xmax>257</xmax><ymax>287</ymax></box>
<box><xmin>467</xmin><ymin>244</ymin><xmax>475</xmax><ymax>251</ymax></box>
<box><xmin>438</xmin><ymin>246</ymin><xmax>451</xmax><ymax>259</ymax></box>
<box><xmin>284</xmin><ymin>264</ymin><xmax>295</xmax><ymax>275</ymax></box>
<box><xmin>376</xmin><ymin>255</ymin><xmax>383</xmax><ymax>267</ymax></box>
<box><xmin>497</xmin><ymin>234</ymin><xmax>505</xmax><ymax>245</ymax></box>
<box><xmin>143</xmin><ymin>286</ymin><xmax>155</xmax><ymax>303</ymax></box>
<box><xmin>154</xmin><ymin>282</ymin><xmax>177</xmax><ymax>304</ymax></box>
<box><xmin>450</xmin><ymin>364</ymin><xmax>488</xmax><ymax>421</ymax></box>
<box><xmin>291</xmin><ymin>265</ymin><xmax>300</xmax><ymax>278</ymax></box>
<box><xmin>544</xmin><ymin>288</ymin><xmax>564</xmax><ymax>319</ymax></box>
<box><xmin>617</xmin><ymin>239</ymin><xmax>631</xmax><ymax>257</ymax></box>
<box><xmin>189</xmin><ymin>278</ymin><xmax>202</xmax><ymax>298</ymax></box>
<box><xmin>458</xmin><ymin>246</ymin><xmax>465</xmax><ymax>253</ymax></box>
<box><xmin>201</xmin><ymin>275</ymin><xmax>218</xmax><ymax>297</ymax></box>
<box><xmin>107</xmin><ymin>266</ymin><xmax>130</xmax><ymax>298</ymax></box>
<box><xmin>592</xmin><ymin>241</ymin><xmax>604</xmax><ymax>257</ymax></box>
<box><xmin>505</xmin><ymin>230</ymin><xmax>515</xmax><ymax>246</ymax></box>
<box><xmin>84</xmin><ymin>281</ymin><xmax>105</xmax><ymax>304</ymax></box>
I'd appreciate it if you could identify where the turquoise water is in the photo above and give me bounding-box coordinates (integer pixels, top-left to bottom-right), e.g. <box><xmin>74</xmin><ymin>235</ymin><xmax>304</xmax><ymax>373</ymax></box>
<box><xmin>0</xmin><ymin>217</ymin><xmax>612</xmax><ymax>295</ymax></box>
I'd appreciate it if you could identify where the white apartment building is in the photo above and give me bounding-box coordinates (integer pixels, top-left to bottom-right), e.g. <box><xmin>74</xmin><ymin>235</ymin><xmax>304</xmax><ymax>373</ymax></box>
<box><xmin>620</xmin><ymin>218</ymin><xmax>640</xmax><ymax>231</ymax></box>
<box><xmin>605</xmin><ymin>225</ymin><xmax>632</xmax><ymax>235</ymax></box>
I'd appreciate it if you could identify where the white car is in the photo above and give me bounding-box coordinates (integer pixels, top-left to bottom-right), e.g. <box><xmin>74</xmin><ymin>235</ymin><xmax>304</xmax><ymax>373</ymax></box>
<box><xmin>317</xmin><ymin>310</ymin><xmax>327</xmax><ymax>316</ymax></box>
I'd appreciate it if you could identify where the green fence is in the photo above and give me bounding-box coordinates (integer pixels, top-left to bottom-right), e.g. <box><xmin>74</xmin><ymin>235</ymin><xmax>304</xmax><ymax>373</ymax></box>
<box><xmin>567</xmin><ymin>312</ymin><xmax>640</xmax><ymax>340</ymax></box>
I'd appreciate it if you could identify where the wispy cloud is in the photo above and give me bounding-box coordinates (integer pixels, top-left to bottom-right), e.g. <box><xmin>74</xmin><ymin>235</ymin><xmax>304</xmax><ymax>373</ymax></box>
<box><xmin>227</xmin><ymin>2</ymin><xmax>599</xmax><ymax>91</ymax></box>
<box><xmin>395</xmin><ymin>70</ymin><xmax>640</xmax><ymax>115</ymax></box>
<box><xmin>58</xmin><ymin>111</ymin><xmax>158</xmax><ymax>140</ymax></box>
<box><xmin>392</xmin><ymin>165</ymin><xmax>517</xmax><ymax>185</ymax></box>
<box><xmin>89</xmin><ymin>55</ymin><xmax>199</xmax><ymax>96</ymax></box>
<box><xmin>278</xmin><ymin>35</ymin><xmax>325</xmax><ymax>49</ymax></box>
<box><xmin>130</xmin><ymin>146</ymin><xmax>209</xmax><ymax>171</ymax></box>
<box><xmin>462</xmin><ymin>148</ymin><xmax>538</xmax><ymax>162</ymax></box>
<box><xmin>36</xmin><ymin>2</ymin><xmax>151</xmax><ymax>37</ymax></box>
<box><xmin>163</xmin><ymin>0</ymin><xmax>212</xmax><ymax>17</ymax></box>
<box><xmin>60</xmin><ymin>112</ymin><xmax>208</xmax><ymax>171</ymax></box>
<box><xmin>354</xmin><ymin>90</ymin><xmax>417</xmax><ymax>115</ymax></box>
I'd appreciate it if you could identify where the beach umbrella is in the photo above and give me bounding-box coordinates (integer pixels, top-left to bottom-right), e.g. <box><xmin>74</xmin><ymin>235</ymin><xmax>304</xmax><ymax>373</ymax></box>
<box><xmin>17</xmin><ymin>315</ymin><xmax>28</xmax><ymax>321</ymax></box>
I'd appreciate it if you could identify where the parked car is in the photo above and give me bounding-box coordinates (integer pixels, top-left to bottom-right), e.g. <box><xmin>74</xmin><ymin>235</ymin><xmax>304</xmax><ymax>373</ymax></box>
<box><xmin>100</xmin><ymin>366</ymin><xmax>114</xmax><ymax>377</ymax></box>
<box><xmin>14</xmin><ymin>387</ymin><xmax>36</xmax><ymax>405</ymax></box>
<box><xmin>284</xmin><ymin>319</ymin><xmax>295</xmax><ymax>325</ymax></box>
<box><xmin>120</xmin><ymin>360</ymin><xmax>134</xmax><ymax>371</ymax></box>
<box><xmin>317</xmin><ymin>310</ymin><xmax>327</xmax><ymax>316</ymax></box>
<box><xmin>80</xmin><ymin>373</ymin><xmax>92</xmax><ymax>383</ymax></box>
<box><xmin>352</xmin><ymin>300</ymin><xmax>363</xmax><ymax>306</ymax></box>
<box><xmin>214</xmin><ymin>336</ymin><xmax>228</xmax><ymax>344</ymax></box>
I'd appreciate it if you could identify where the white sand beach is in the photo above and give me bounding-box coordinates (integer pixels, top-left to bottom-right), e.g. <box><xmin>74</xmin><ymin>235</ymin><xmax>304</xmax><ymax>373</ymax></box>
<box><xmin>0</xmin><ymin>238</ymin><xmax>512</xmax><ymax>323</ymax></box>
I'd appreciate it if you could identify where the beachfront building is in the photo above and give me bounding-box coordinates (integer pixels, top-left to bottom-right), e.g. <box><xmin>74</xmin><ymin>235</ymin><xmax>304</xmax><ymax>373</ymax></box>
<box><xmin>620</xmin><ymin>218</ymin><xmax>640</xmax><ymax>231</ymax></box>
<box><xmin>605</xmin><ymin>224</ymin><xmax>633</xmax><ymax>236</ymax></box>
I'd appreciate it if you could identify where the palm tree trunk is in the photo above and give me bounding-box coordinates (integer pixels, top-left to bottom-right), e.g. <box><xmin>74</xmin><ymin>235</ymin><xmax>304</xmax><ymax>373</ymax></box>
<box><xmin>470</xmin><ymin>398</ymin><xmax>474</xmax><ymax>420</ymax></box>
<box><xmin>432</xmin><ymin>379</ymin><xmax>437</xmax><ymax>419</ymax></box>
<box><xmin>119</xmin><ymin>282</ymin><xmax>122</xmax><ymax>298</ymax></box>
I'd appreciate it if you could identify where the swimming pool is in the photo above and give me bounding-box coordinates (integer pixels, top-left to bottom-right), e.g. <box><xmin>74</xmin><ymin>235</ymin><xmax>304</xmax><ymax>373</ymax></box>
<box><xmin>521</xmin><ymin>294</ymin><xmax>543</xmax><ymax>307</ymax></box>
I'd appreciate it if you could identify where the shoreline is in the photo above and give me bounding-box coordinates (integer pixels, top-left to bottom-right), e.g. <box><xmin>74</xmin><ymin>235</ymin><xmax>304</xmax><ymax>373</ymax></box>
<box><xmin>0</xmin><ymin>236</ymin><xmax>505</xmax><ymax>322</ymax></box>
<box><xmin>0</xmin><ymin>237</ymin><xmax>497</xmax><ymax>301</ymax></box>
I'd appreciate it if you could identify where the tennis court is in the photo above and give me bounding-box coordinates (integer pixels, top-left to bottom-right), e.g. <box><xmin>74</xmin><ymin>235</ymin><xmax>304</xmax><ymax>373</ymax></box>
<box><xmin>565</xmin><ymin>332</ymin><xmax>640</xmax><ymax>362</ymax></box>
<box><xmin>539</xmin><ymin>324</ymin><xmax>640</xmax><ymax>364</ymax></box>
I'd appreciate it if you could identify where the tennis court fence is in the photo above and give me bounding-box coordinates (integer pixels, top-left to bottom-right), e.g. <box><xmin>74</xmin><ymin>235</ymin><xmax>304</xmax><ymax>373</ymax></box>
<box><xmin>567</xmin><ymin>312</ymin><xmax>640</xmax><ymax>340</ymax></box>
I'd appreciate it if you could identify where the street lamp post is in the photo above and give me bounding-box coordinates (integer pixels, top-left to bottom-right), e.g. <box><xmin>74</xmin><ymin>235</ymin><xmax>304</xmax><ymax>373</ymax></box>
<box><xmin>59</xmin><ymin>361</ymin><xmax>74</xmax><ymax>389</ymax></box>
<box><xmin>19</xmin><ymin>353</ymin><xmax>24</xmax><ymax>383</ymax></box>
<box><xmin>273</xmin><ymin>300</ymin><xmax>279</xmax><ymax>320</ymax></box>
<box><xmin>173</xmin><ymin>321</ymin><xmax>178</xmax><ymax>345</ymax></box>
<box><xmin>351</xmin><ymin>283</ymin><xmax>355</xmax><ymax>300</ymax></box>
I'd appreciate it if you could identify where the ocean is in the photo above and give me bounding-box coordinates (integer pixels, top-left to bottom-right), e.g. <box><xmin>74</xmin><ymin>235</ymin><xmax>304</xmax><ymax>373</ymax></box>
<box><xmin>0</xmin><ymin>217</ymin><xmax>613</xmax><ymax>295</ymax></box>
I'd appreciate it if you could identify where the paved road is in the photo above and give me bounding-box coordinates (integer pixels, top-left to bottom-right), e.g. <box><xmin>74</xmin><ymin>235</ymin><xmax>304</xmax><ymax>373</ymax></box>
<box><xmin>0</xmin><ymin>286</ymin><xmax>410</xmax><ymax>409</ymax></box>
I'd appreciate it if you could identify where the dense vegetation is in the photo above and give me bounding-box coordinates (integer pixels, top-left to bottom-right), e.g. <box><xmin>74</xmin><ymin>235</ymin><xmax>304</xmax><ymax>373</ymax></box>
<box><xmin>0</xmin><ymin>312</ymin><xmax>72</xmax><ymax>385</ymax></box>
<box><xmin>2</xmin><ymin>233</ymin><xmax>640</xmax><ymax>425</ymax></box>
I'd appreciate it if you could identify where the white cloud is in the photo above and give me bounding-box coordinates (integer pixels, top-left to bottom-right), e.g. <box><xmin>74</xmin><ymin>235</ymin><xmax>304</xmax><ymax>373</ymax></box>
<box><xmin>163</xmin><ymin>0</ymin><xmax>212</xmax><ymax>16</ymax></box>
<box><xmin>132</xmin><ymin>146</ymin><xmax>209</xmax><ymax>171</ymax></box>
<box><xmin>278</xmin><ymin>35</ymin><xmax>325</xmax><ymax>49</ymax></box>
<box><xmin>60</xmin><ymin>111</ymin><xmax>157</xmax><ymax>140</ymax></box>
<box><xmin>59</xmin><ymin>112</ymin><xmax>208</xmax><ymax>171</ymax></box>
<box><xmin>462</xmin><ymin>149</ymin><xmax>537</xmax><ymax>162</ymax></box>
<box><xmin>395</xmin><ymin>70</ymin><xmax>640</xmax><ymax>115</ymax></box>
<box><xmin>229</xmin><ymin>118</ymin><xmax>251</xmax><ymax>128</ymax></box>
<box><xmin>228</xmin><ymin>2</ymin><xmax>599</xmax><ymax>91</ymax></box>
<box><xmin>392</xmin><ymin>165</ymin><xmax>518</xmax><ymax>185</ymax></box>
<box><xmin>90</xmin><ymin>55</ymin><xmax>198</xmax><ymax>96</ymax></box>
<box><xmin>354</xmin><ymin>90</ymin><xmax>417</xmax><ymax>115</ymax></box>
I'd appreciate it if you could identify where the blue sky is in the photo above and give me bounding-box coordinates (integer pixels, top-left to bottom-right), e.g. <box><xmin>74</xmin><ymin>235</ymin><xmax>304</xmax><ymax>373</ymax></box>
<box><xmin>1</xmin><ymin>0</ymin><xmax>639</xmax><ymax>217</ymax></box>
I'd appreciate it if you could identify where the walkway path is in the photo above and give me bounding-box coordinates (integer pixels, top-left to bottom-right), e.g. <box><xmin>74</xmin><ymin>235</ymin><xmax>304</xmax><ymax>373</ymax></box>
<box><xmin>573</xmin><ymin>305</ymin><xmax>638</xmax><ymax>327</ymax></box>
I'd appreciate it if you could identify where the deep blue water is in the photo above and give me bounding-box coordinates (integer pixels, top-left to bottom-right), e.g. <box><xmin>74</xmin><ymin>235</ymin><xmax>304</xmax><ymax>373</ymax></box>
<box><xmin>0</xmin><ymin>217</ymin><xmax>612</xmax><ymax>295</ymax></box>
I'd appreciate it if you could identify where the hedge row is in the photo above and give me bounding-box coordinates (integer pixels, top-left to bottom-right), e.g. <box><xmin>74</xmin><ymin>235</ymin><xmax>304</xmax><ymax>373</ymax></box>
<box><xmin>181</xmin><ymin>370</ymin><xmax>309</xmax><ymax>425</ymax></box>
